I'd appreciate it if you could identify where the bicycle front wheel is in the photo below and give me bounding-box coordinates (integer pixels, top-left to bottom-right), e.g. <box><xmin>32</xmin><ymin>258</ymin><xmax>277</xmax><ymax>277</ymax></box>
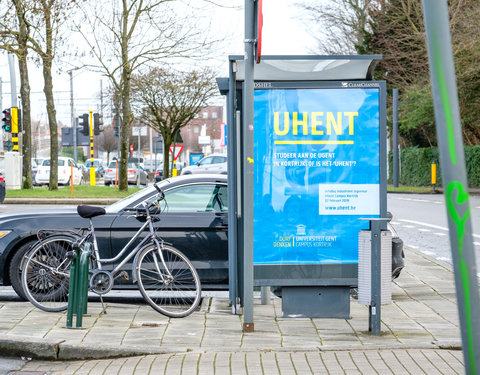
<box><xmin>136</xmin><ymin>244</ymin><xmax>201</xmax><ymax>318</ymax></box>
<box><xmin>21</xmin><ymin>235</ymin><xmax>75</xmax><ymax>312</ymax></box>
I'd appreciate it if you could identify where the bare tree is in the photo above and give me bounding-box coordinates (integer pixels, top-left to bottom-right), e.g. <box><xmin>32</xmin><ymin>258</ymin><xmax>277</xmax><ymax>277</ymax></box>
<box><xmin>0</xmin><ymin>0</ymin><xmax>34</xmax><ymax>188</ymax></box>
<box><xmin>27</xmin><ymin>0</ymin><xmax>76</xmax><ymax>190</ymax></box>
<box><xmin>97</xmin><ymin>126</ymin><xmax>118</xmax><ymax>165</ymax></box>
<box><xmin>131</xmin><ymin>67</ymin><xmax>217</xmax><ymax>179</ymax></box>
<box><xmin>297</xmin><ymin>0</ymin><xmax>375</xmax><ymax>54</ymax></box>
<box><xmin>75</xmin><ymin>0</ymin><xmax>212</xmax><ymax>190</ymax></box>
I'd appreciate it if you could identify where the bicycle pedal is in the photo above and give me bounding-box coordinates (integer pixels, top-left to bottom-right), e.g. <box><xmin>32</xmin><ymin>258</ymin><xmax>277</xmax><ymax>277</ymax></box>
<box><xmin>118</xmin><ymin>270</ymin><xmax>129</xmax><ymax>281</ymax></box>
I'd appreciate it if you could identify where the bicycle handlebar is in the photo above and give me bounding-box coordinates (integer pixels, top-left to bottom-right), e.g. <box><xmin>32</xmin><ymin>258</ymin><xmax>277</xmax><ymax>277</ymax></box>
<box><xmin>124</xmin><ymin>187</ymin><xmax>165</xmax><ymax>216</ymax></box>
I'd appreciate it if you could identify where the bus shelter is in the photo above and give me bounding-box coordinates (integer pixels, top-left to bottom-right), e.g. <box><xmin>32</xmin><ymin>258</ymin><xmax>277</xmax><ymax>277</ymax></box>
<box><xmin>217</xmin><ymin>55</ymin><xmax>387</xmax><ymax>318</ymax></box>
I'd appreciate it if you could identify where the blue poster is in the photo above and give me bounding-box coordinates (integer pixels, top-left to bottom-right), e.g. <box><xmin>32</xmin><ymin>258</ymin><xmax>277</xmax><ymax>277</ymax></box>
<box><xmin>253</xmin><ymin>88</ymin><xmax>380</xmax><ymax>265</ymax></box>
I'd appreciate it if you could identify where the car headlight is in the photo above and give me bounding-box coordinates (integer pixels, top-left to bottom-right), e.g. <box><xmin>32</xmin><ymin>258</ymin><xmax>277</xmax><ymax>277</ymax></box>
<box><xmin>0</xmin><ymin>230</ymin><xmax>12</xmax><ymax>239</ymax></box>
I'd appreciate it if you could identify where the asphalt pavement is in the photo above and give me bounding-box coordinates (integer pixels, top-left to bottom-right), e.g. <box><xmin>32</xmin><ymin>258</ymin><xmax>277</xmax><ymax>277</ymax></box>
<box><xmin>0</xmin><ymin>247</ymin><xmax>468</xmax><ymax>374</ymax></box>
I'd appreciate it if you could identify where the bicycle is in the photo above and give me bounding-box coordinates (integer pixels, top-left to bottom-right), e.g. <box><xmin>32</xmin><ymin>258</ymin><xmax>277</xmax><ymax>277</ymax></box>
<box><xmin>20</xmin><ymin>183</ymin><xmax>202</xmax><ymax>318</ymax></box>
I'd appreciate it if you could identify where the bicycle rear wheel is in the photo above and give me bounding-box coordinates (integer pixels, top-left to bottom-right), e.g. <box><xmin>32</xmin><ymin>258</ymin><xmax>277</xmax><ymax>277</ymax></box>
<box><xmin>136</xmin><ymin>244</ymin><xmax>201</xmax><ymax>318</ymax></box>
<box><xmin>21</xmin><ymin>235</ymin><xmax>74</xmax><ymax>312</ymax></box>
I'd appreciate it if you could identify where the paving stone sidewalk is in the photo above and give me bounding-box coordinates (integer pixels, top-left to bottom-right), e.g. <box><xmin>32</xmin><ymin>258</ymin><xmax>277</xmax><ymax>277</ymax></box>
<box><xmin>0</xmin><ymin>247</ymin><xmax>467</xmax><ymax>374</ymax></box>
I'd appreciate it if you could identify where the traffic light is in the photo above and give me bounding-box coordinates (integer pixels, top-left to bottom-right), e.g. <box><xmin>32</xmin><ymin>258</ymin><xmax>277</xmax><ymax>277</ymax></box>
<box><xmin>79</xmin><ymin>113</ymin><xmax>89</xmax><ymax>136</ymax></box>
<box><xmin>93</xmin><ymin>113</ymin><xmax>103</xmax><ymax>135</ymax></box>
<box><xmin>113</xmin><ymin>115</ymin><xmax>120</xmax><ymax>137</ymax></box>
<box><xmin>2</xmin><ymin>109</ymin><xmax>11</xmax><ymax>132</ymax></box>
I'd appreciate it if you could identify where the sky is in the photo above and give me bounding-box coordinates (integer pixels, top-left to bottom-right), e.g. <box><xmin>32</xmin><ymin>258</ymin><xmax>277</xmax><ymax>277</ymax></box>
<box><xmin>0</xmin><ymin>0</ymin><xmax>318</xmax><ymax>128</ymax></box>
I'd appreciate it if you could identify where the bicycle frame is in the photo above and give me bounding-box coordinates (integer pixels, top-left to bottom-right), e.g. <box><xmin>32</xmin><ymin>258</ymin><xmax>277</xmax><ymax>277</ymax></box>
<box><xmin>80</xmin><ymin>206</ymin><xmax>171</xmax><ymax>281</ymax></box>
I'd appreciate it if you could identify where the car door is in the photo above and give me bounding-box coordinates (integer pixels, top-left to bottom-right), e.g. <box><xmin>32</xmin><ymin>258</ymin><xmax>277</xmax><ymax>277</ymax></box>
<box><xmin>195</xmin><ymin>156</ymin><xmax>214</xmax><ymax>173</ymax></box>
<box><xmin>209</xmin><ymin>156</ymin><xmax>227</xmax><ymax>173</ymax></box>
<box><xmin>110</xmin><ymin>182</ymin><xmax>229</xmax><ymax>287</ymax></box>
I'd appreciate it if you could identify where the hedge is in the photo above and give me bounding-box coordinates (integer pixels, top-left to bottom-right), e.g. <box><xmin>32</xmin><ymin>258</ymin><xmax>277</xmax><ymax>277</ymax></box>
<box><xmin>388</xmin><ymin>146</ymin><xmax>480</xmax><ymax>187</ymax></box>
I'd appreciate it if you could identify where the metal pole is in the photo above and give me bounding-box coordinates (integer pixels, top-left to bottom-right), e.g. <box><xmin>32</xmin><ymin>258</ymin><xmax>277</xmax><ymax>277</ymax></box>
<box><xmin>422</xmin><ymin>1</ymin><xmax>480</xmax><ymax>373</ymax></box>
<box><xmin>227</xmin><ymin>59</ymin><xmax>239</xmax><ymax>313</ymax></box>
<box><xmin>8</xmin><ymin>54</ymin><xmax>17</xmax><ymax>107</ymax></box>
<box><xmin>242</xmin><ymin>0</ymin><xmax>255</xmax><ymax>332</ymax></box>
<box><xmin>392</xmin><ymin>88</ymin><xmax>399</xmax><ymax>187</ymax></box>
<box><xmin>89</xmin><ymin>111</ymin><xmax>96</xmax><ymax>185</ymax></box>
<box><xmin>369</xmin><ymin>220</ymin><xmax>382</xmax><ymax>335</ymax></box>
<box><xmin>70</xmin><ymin>71</ymin><xmax>77</xmax><ymax>162</ymax></box>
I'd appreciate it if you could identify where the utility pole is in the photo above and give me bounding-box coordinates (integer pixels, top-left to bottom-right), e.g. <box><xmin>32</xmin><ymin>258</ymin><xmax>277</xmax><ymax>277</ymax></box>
<box><xmin>422</xmin><ymin>1</ymin><xmax>480</xmax><ymax>373</ymax></box>
<box><xmin>242</xmin><ymin>0</ymin><xmax>255</xmax><ymax>333</ymax></box>
<box><xmin>393</xmin><ymin>88</ymin><xmax>399</xmax><ymax>187</ymax></box>
<box><xmin>70</xmin><ymin>71</ymin><xmax>77</xmax><ymax>162</ymax></box>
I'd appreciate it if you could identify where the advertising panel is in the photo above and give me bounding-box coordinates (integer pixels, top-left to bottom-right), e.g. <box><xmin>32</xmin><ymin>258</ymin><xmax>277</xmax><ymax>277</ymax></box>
<box><xmin>253</xmin><ymin>86</ymin><xmax>380</xmax><ymax>266</ymax></box>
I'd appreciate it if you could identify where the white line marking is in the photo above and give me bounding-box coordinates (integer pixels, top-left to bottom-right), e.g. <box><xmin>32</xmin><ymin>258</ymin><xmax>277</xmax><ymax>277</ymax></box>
<box><xmin>418</xmin><ymin>228</ymin><xmax>430</xmax><ymax>232</ymax></box>
<box><xmin>437</xmin><ymin>257</ymin><xmax>451</xmax><ymax>262</ymax></box>
<box><xmin>434</xmin><ymin>232</ymin><xmax>447</xmax><ymax>236</ymax></box>
<box><xmin>474</xmin><ymin>242</ymin><xmax>480</xmax><ymax>246</ymax></box>
<box><xmin>403</xmin><ymin>225</ymin><xmax>415</xmax><ymax>228</ymax></box>
<box><xmin>407</xmin><ymin>244</ymin><xmax>419</xmax><ymax>249</ymax></box>
<box><xmin>421</xmin><ymin>250</ymin><xmax>435</xmax><ymax>256</ymax></box>
<box><xmin>399</xmin><ymin>219</ymin><xmax>480</xmax><ymax>239</ymax></box>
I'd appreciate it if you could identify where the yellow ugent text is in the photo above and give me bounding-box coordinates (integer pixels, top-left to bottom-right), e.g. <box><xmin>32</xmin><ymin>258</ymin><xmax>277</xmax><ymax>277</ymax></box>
<box><xmin>274</xmin><ymin>111</ymin><xmax>358</xmax><ymax>136</ymax></box>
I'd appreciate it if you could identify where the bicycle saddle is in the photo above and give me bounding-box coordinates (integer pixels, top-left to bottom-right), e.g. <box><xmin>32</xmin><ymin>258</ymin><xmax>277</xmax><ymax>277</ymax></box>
<box><xmin>77</xmin><ymin>205</ymin><xmax>106</xmax><ymax>219</ymax></box>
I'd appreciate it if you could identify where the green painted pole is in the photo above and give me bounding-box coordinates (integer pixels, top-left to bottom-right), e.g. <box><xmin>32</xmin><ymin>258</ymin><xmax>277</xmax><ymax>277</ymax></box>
<box><xmin>76</xmin><ymin>248</ymin><xmax>90</xmax><ymax>328</ymax></box>
<box><xmin>422</xmin><ymin>1</ymin><xmax>480</xmax><ymax>373</ymax></box>
<box><xmin>65</xmin><ymin>253</ymin><xmax>78</xmax><ymax>328</ymax></box>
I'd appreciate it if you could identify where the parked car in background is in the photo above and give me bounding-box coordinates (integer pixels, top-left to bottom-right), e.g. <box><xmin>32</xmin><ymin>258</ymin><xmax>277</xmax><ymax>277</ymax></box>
<box><xmin>143</xmin><ymin>159</ymin><xmax>163</xmax><ymax>173</ymax></box>
<box><xmin>104</xmin><ymin>161</ymin><xmax>148</xmax><ymax>186</ymax></box>
<box><xmin>154</xmin><ymin>166</ymin><xmax>164</xmax><ymax>182</ymax></box>
<box><xmin>0</xmin><ymin>173</ymin><xmax>4</xmax><ymax>203</ymax></box>
<box><xmin>84</xmin><ymin>159</ymin><xmax>105</xmax><ymax>177</ymax></box>
<box><xmin>31</xmin><ymin>159</ymin><xmax>38</xmax><ymax>184</ymax></box>
<box><xmin>35</xmin><ymin>157</ymin><xmax>84</xmax><ymax>186</ymax></box>
<box><xmin>181</xmin><ymin>154</ymin><xmax>227</xmax><ymax>175</ymax></box>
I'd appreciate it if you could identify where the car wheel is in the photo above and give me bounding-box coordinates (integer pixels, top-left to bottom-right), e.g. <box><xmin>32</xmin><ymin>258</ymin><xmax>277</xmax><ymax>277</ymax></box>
<box><xmin>9</xmin><ymin>240</ymin><xmax>36</xmax><ymax>300</ymax></box>
<box><xmin>105</xmin><ymin>181</ymin><xmax>110</xmax><ymax>186</ymax></box>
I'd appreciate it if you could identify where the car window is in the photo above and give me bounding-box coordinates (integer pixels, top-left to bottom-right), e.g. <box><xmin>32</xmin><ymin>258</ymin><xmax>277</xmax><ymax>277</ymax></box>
<box><xmin>105</xmin><ymin>185</ymin><xmax>157</xmax><ymax>213</ymax></box>
<box><xmin>213</xmin><ymin>156</ymin><xmax>226</xmax><ymax>164</ymax></box>
<box><xmin>43</xmin><ymin>160</ymin><xmax>50</xmax><ymax>166</ymax></box>
<box><xmin>199</xmin><ymin>157</ymin><xmax>213</xmax><ymax>166</ymax></box>
<box><xmin>159</xmin><ymin>183</ymin><xmax>228</xmax><ymax>213</ymax></box>
<box><xmin>108</xmin><ymin>161</ymin><xmax>117</xmax><ymax>168</ymax></box>
<box><xmin>58</xmin><ymin>160</ymin><xmax>65</xmax><ymax>166</ymax></box>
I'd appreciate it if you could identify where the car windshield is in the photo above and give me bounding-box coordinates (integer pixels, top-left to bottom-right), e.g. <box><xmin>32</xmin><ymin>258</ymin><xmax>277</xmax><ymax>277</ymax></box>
<box><xmin>108</xmin><ymin>161</ymin><xmax>117</xmax><ymax>168</ymax></box>
<box><xmin>42</xmin><ymin>159</ymin><xmax>65</xmax><ymax>167</ymax></box>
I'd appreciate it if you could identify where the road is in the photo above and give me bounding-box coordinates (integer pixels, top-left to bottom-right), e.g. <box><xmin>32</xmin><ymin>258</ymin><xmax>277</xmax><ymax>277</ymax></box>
<box><xmin>387</xmin><ymin>192</ymin><xmax>480</xmax><ymax>271</ymax></box>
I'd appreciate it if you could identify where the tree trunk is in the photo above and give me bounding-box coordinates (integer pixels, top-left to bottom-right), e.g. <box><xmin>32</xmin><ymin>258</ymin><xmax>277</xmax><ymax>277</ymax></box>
<box><xmin>119</xmin><ymin>79</ymin><xmax>131</xmax><ymax>191</ymax></box>
<box><xmin>19</xmin><ymin>56</ymin><xmax>32</xmax><ymax>189</ymax></box>
<box><xmin>163</xmin><ymin>132</ymin><xmax>172</xmax><ymax>179</ymax></box>
<box><xmin>43</xmin><ymin>57</ymin><xmax>58</xmax><ymax>190</ymax></box>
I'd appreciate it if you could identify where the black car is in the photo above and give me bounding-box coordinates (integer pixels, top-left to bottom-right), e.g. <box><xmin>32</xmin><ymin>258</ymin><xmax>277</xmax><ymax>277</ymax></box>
<box><xmin>0</xmin><ymin>175</ymin><xmax>229</xmax><ymax>299</ymax></box>
<box><xmin>0</xmin><ymin>174</ymin><xmax>404</xmax><ymax>300</ymax></box>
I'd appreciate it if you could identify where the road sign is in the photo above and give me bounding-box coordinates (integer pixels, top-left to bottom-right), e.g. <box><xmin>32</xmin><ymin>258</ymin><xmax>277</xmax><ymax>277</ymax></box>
<box><xmin>169</xmin><ymin>145</ymin><xmax>184</xmax><ymax>160</ymax></box>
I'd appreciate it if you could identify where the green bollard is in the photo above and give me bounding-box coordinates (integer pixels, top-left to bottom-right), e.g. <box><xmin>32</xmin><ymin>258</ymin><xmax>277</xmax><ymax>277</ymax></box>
<box><xmin>65</xmin><ymin>249</ymin><xmax>79</xmax><ymax>328</ymax></box>
<box><xmin>65</xmin><ymin>242</ymin><xmax>90</xmax><ymax>329</ymax></box>
<box><xmin>76</xmin><ymin>245</ymin><xmax>91</xmax><ymax>328</ymax></box>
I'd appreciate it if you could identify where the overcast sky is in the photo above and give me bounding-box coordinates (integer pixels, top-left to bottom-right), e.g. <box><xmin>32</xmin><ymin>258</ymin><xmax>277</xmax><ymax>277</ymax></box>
<box><xmin>0</xmin><ymin>0</ymin><xmax>317</xmax><ymax>127</ymax></box>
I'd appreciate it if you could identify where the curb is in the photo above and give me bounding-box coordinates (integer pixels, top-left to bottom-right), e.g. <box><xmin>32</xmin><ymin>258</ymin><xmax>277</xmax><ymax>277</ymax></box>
<box><xmin>0</xmin><ymin>338</ymin><xmax>461</xmax><ymax>361</ymax></box>
<box><xmin>3</xmin><ymin>198</ymin><xmax>120</xmax><ymax>205</ymax></box>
